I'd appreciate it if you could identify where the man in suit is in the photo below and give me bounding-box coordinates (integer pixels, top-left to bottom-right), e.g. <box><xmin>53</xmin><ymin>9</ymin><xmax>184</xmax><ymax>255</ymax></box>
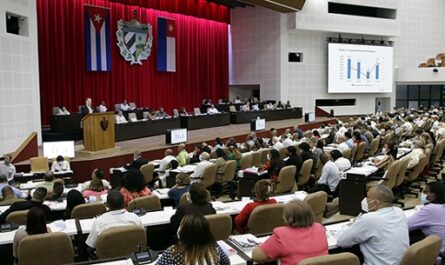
<box><xmin>80</xmin><ymin>97</ymin><xmax>94</xmax><ymax>116</ymax></box>
<box><xmin>285</xmin><ymin>146</ymin><xmax>302</xmax><ymax>180</ymax></box>
<box><xmin>0</xmin><ymin>187</ymin><xmax>50</xmax><ymax>223</ymax></box>
<box><xmin>124</xmin><ymin>151</ymin><xmax>148</xmax><ymax>170</ymax></box>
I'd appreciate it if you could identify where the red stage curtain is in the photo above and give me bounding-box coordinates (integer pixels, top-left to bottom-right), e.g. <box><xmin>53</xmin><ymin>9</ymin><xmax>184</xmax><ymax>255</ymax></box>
<box><xmin>104</xmin><ymin>0</ymin><xmax>230</xmax><ymax>23</ymax></box>
<box><xmin>37</xmin><ymin>0</ymin><xmax>229</xmax><ymax>125</ymax></box>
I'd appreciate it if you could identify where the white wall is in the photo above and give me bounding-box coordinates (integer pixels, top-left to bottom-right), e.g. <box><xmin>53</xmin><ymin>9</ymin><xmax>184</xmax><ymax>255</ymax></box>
<box><xmin>229</xmin><ymin>7</ymin><xmax>283</xmax><ymax>101</ymax></box>
<box><xmin>0</xmin><ymin>0</ymin><xmax>41</xmax><ymax>155</ymax></box>
<box><xmin>230</xmin><ymin>0</ymin><xmax>445</xmax><ymax>116</ymax></box>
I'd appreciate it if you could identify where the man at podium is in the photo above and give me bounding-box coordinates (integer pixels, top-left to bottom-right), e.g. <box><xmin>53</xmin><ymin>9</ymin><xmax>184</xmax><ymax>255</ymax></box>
<box><xmin>80</xmin><ymin>98</ymin><xmax>94</xmax><ymax>116</ymax></box>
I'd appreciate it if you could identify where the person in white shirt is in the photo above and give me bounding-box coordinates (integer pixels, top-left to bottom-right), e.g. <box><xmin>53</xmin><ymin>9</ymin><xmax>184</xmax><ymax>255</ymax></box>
<box><xmin>120</xmin><ymin>99</ymin><xmax>130</xmax><ymax>111</ymax></box>
<box><xmin>406</xmin><ymin>139</ymin><xmax>425</xmax><ymax>169</ymax></box>
<box><xmin>240</xmin><ymin>102</ymin><xmax>250</xmax><ymax>111</ymax></box>
<box><xmin>0</xmin><ymin>155</ymin><xmax>16</xmax><ymax>183</ymax></box>
<box><xmin>57</xmin><ymin>105</ymin><xmax>70</xmax><ymax>115</ymax></box>
<box><xmin>81</xmin><ymin>169</ymin><xmax>111</xmax><ymax>192</ymax></box>
<box><xmin>334</xmin><ymin>124</ymin><xmax>347</xmax><ymax>143</ymax></box>
<box><xmin>234</xmin><ymin>96</ymin><xmax>242</xmax><ymax>104</ymax></box>
<box><xmin>336</xmin><ymin>136</ymin><xmax>351</xmax><ymax>154</ymax></box>
<box><xmin>190</xmin><ymin>152</ymin><xmax>213</xmax><ymax>182</ymax></box>
<box><xmin>85</xmin><ymin>190</ymin><xmax>142</xmax><ymax>249</ymax></box>
<box><xmin>265</xmin><ymin>102</ymin><xmax>274</xmax><ymax>110</ymax></box>
<box><xmin>159</xmin><ymin>149</ymin><xmax>177</xmax><ymax>172</ymax></box>
<box><xmin>331</xmin><ymin>150</ymin><xmax>351</xmax><ymax>172</ymax></box>
<box><xmin>282</xmin><ymin>135</ymin><xmax>294</xmax><ymax>148</ymax></box>
<box><xmin>336</xmin><ymin>184</ymin><xmax>409</xmax><ymax>265</ymax></box>
<box><xmin>98</xmin><ymin>100</ymin><xmax>107</xmax><ymax>113</ymax></box>
<box><xmin>115</xmin><ymin>111</ymin><xmax>127</xmax><ymax>124</ymax></box>
<box><xmin>312</xmin><ymin>154</ymin><xmax>341</xmax><ymax>196</ymax></box>
<box><xmin>272</xmin><ymin>137</ymin><xmax>284</xmax><ymax>151</ymax></box>
<box><xmin>207</xmin><ymin>105</ymin><xmax>219</xmax><ymax>114</ymax></box>
<box><xmin>251</xmin><ymin>103</ymin><xmax>260</xmax><ymax>111</ymax></box>
<box><xmin>51</xmin><ymin>155</ymin><xmax>70</xmax><ymax>172</ymax></box>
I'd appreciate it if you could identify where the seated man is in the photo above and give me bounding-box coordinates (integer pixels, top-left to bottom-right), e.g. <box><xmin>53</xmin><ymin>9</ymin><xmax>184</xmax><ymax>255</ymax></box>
<box><xmin>120</xmin><ymin>99</ymin><xmax>130</xmax><ymax>111</ymax></box>
<box><xmin>36</xmin><ymin>171</ymin><xmax>57</xmax><ymax>193</ymax></box>
<box><xmin>80</xmin><ymin>97</ymin><xmax>94</xmax><ymax>116</ymax></box>
<box><xmin>0</xmin><ymin>187</ymin><xmax>50</xmax><ymax>223</ymax></box>
<box><xmin>115</xmin><ymin>111</ymin><xmax>127</xmax><ymax>124</ymax></box>
<box><xmin>98</xmin><ymin>100</ymin><xmax>107</xmax><ymax>113</ymax></box>
<box><xmin>0</xmin><ymin>186</ymin><xmax>25</xmax><ymax>206</ymax></box>
<box><xmin>311</xmin><ymin>154</ymin><xmax>341</xmax><ymax>197</ymax></box>
<box><xmin>336</xmin><ymin>184</ymin><xmax>409</xmax><ymax>265</ymax></box>
<box><xmin>176</xmin><ymin>144</ymin><xmax>188</xmax><ymax>167</ymax></box>
<box><xmin>124</xmin><ymin>151</ymin><xmax>148</xmax><ymax>171</ymax></box>
<box><xmin>51</xmin><ymin>155</ymin><xmax>70</xmax><ymax>172</ymax></box>
<box><xmin>251</xmin><ymin>103</ymin><xmax>260</xmax><ymax>111</ymax></box>
<box><xmin>207</xmin><ymin>104</ymin><xmax>219</xmax><ymax>114</ymax></box>
<box><xmin>155</xmin><ymin>107</ymin><xmax>170</xmax><ymax>119</ymax></box>
<box><xmin>0</xmin><ymin>154</ymin><xmax>16</xmax><ymax>183</ymax></box>
<box><xmin>190</xmin><ymin>152</ymin><xmax>213</xmax><ymax>182</ymax></box>
<box><xmin>85</xmin><ymin>190</ymin><xmax>142</xmax><ymax>249</ymax></box>
<box><xmin>159</xmin><ymin>149</ymin><xmax>177</xmax><ymax>172</ymax></box>
<box><xmin>81</xmin><ymin>169</ymin><xmax>111</xmax><ymax>192</ymax></box>
<box><xmin>0</xmin><ymin>174</ymin><xmax>24</xmax><ymax>199</ymax></box>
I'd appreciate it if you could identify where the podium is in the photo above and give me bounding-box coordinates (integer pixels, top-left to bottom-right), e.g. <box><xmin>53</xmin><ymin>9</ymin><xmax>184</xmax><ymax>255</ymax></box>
<box><xmin>82</xmin><ymin>112</ymin><xmax>116</xmax><ymax>152</ymax></box>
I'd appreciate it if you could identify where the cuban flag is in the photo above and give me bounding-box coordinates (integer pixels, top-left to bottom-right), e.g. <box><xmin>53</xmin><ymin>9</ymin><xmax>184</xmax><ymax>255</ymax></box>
<box><xmin>84</xmin><ymin>5</ymin><xmax>111</xmax><ymax>71</ymax></box>
<box><xmin>157</xmin><ymin>17</ymin><xmax>176</xmax><ymax>72</ymax></box>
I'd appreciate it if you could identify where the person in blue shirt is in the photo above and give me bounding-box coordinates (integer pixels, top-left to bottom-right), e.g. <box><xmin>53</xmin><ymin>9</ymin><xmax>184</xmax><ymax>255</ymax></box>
<box><xmin>168</xmin><ymin>173</ymin><xmax>191</xmax><ymax>207</ymax></box>
<box><xmin>0</xmin><ymin>174</ymin><xmax>25</xmax><ymax>199</ymax></box>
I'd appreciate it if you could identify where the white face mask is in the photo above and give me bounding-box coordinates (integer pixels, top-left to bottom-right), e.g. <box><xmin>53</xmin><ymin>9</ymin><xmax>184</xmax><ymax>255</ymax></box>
<box><xmin>361</xmin><ymin>198</ymin><xmax>369</xmax><ymax>212</ymax></box>
<box><xmin>420</xmin><ymin>193</ymin><xmax>430</xmax><ymax>205</ymax></box>
<box><xmin>267</xmin><ymin>154</ymin><xmax>270</xmax><ymax>160</ymax></box>
<box><xmin>382</xmin><ymin>148</ymin><xmax>387</xmax><ymax>154</ymax></box>
<box><xmin>176</xmin><ymin>227</ymin><xmax>181</xmax><ymax>239</ymax></box>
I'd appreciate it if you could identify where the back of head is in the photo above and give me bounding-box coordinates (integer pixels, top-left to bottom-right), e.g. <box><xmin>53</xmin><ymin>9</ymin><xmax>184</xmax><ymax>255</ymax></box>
<box><xmin>66</xmin><ymin>189</ymin><xmax>85</xmax><ymax>209</ymax></box>
<box><xmin>299</xmin><ymin>142</ymin><xmax>310</xmax><ymax>152</ymax></box>
<box><xmin>32</xmin><ymin>187</ymin><xmax>48</xmax><ymax>202</ymax></box>
<box><xmin>122</xmin><ymin>169</ymin><xmax>146</xmax><ymax>192</ymax></box>
<box><xmin>94</xmin><ymin>168</ymin><xmax>104</xmax><ymax>179</ymax></box>
<box><xmin>253</xmin><ymin>180</ymin><xmax>272</xmax><ymax>201</ymax></box>
<box><xmin>331</xmin><ymin>149</ymin><xmax>343</xmax><ymax>161</ymax></box>
<box><xmin>369</xmin><ymin>184</ymin><xmax>394</xmax><ymax>207</ymax></box>
<box><xmin>106</xmin><ymin>190</ymin><xmax>125</xmax><ymax>210</ymax></box>
<box><xmin>52</xmin><ymin>182</ymin><xmax>64</xmax><ymax>198</ymax></box>
<box><xmin>282</xmin><ymin>200</ymin><xmax>314</xmax><ymax>228</ymax></box>
<box><xmin>427</xmin><ymin>181</ymin><xmax>445</xmax><ymax>204</ymax></box>
<box><xmin>199</xmin><ymin>152</ymin><xmax>210</xmax><ymax>161</ymax></box>
<box><xmin>176</xmin><ymin>173</ymin><xmax>190</xmax><ymax>186</ymax></box>
<box><xmin>44</xmin><ymin>171</ymin><xmax>54</xmax><ymax>182</ymax></box>
<box><xmin>287</xmin><ymin>146</ymin><xmax>297</xmax><ymax>155</ymax></box>
<box><xmin>189</xmin><ymin>183</ymin><xmax>209</xmax><ymax>205</ymax></box>
<box><xmin>165</xmin><ymin>149</ymin><xmax>173</xmax><ymax>156</ymax></box>
<box><xmin>26</xmin><ymin>207</ymin><xmax>48</xmax><ymax>235</ymax></box>
<box><xmin>177</xmin><ymin>214</ymin><xmax>216</xmax><ymax>264</ymax></box>
<box><xmin>89</xmin><ymin>176</ymin><xmax>105</xmax><ymax>192</ymax></box>
<box><xmin>215</xmin><ymin>148</ymin><xmax>226</xmax><ymax>159</ymax></box>
<box><xmin>270</xmin><ymin>149</ymin><xmax>280</xmax><ymax>160</ymax></box>
<box><xmin>1</xmin><ymin>185</ymin><xmax>13</xmax><ymax>198</ymax></box>
<box><xmin>320</xmin><ymin>153</ymin><xmax>330</xmax><ymax>165</ymax></box>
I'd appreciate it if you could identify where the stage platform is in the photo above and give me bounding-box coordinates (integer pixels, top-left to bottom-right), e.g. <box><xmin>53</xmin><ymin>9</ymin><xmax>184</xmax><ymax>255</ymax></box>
<box><xmin>16</xmin><ymin>117</ymin><xmax>335</xmax><ymax>183</ymax></box>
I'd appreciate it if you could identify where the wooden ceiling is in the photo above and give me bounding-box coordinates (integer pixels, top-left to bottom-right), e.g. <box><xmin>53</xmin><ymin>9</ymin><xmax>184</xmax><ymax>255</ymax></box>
<box><xmin>209</xmin><ymin>0</ymin><xmax>306</xmax><ymax>13</ymax></box>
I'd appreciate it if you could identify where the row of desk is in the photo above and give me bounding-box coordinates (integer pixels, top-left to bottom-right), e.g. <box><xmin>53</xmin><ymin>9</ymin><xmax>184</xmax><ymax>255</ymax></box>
<box><xmin>50</xmin><ymin>108</ymin><xmax>303</xmax><ymax>142</ymax></box>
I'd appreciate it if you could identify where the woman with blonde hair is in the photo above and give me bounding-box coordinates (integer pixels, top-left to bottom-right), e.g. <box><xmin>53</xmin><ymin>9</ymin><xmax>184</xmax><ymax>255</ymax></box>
<box><xmin>156</xmin><ymin>214</ymin><xmax>230</xmax><ymax>265</ymax></box>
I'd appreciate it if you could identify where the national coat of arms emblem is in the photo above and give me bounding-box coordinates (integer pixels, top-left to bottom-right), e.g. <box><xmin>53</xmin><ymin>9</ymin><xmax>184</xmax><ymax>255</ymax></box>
<box><xmin>116</xmin><ymin>13</ymin><xmax>153</xmax><ymax>65</ymax></box>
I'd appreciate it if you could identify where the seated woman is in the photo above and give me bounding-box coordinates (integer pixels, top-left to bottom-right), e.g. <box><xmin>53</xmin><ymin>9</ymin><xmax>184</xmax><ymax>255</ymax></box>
<box><xmin>120</xmin><ymin>169</ymin><xmax>152</xmax><ymax>208</ymax></box>
<box><xmin>82</xmin><ymin>174</ymin><xmax>108</xmax><ymax>200</ymax></box>
<box><xmin>168</xmin><ymin>173</ymin><xmax>191</xmax><ymax>207</ymax></box>
<box><xmin>408</xmin><ymin>181</ymin><xmax>445</xmax><ymax>255</ymax></box>
<box><xmin>13</xmin><ymin>207</ymin><xmax>51</xmax><ymax>262</ymax></box>
<box><xmin>373</xmin><ymin>142</ymin><xmax>398</xmax><ymax>171</ymax></box>
<box><xmin>252</xmin><ymin>200</ymin><xmax>328</xmax><ymax>265</ymax></box>
<box><xmin>156</xmin><ymin>214</ymin><xmax>230</xmax><ymax>265</ymax></box>
<box><xmin>235</xmin><ymin>180</ymin><xmax>276</xmax><ymax>234</ymax></box>
<box><xmin>64</xmin><ymin>190</ymin><xmax>85</xmax><ymax>220</ymax></box>
<box><xmin>170</xmin><ymin>183</ymin><xmax>216</xmax><ymax>232</ymax></box>
<box><xmin>259</xmin><ymin>149</ymin><xmax>284</xmax><ymax>181</ymax></box>
<box><xmin>313</xmin><ymin>140</ymin><xmax>325</xmax><ymax>160</ymax></box>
